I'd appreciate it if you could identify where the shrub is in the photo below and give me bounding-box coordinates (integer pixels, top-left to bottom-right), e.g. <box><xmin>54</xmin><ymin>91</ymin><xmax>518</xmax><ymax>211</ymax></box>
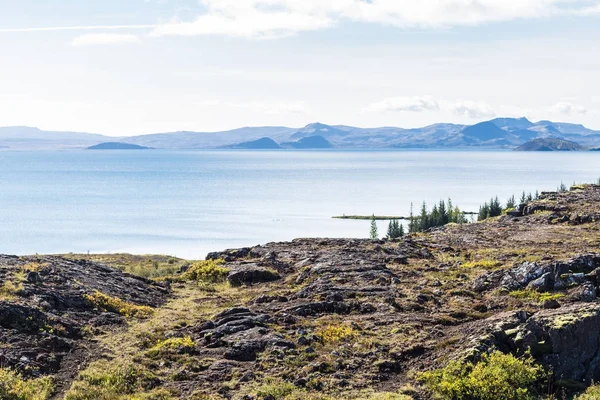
<box><xmin>316</xmin><ymin>323</ymin><xmax>356</xmax><ymax>344</ymax></box>
<box><xmin>84</xmin><ymin>291</ymin><xmax>154</xmax><ymax>318</ymax></box>
<box><xmin>179</xmin><ymin>260</ymin><xmax>228</xmax><ymax>284</ymax></box>
<box><xmin>0</xmin><ymin>368</ymin><xmax>53</xmax><ymax>400</ymax></box>
<box><xmin>418</xmin><ymin>351</ymin><xmax>543</xmax><ymax>400</ymax></box>
<box><xmin>576</xmin><ymin>384</ymin><xmax>600</xmax><ymax>399</ymax></box>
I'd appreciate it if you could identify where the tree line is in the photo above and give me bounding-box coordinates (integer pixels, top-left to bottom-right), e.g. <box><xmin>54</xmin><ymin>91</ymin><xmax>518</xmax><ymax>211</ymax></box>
<box><xmin>370</xmin><ymin>199</ymin><xmax>468</xmax><ymax>239</ymax></box>
<box><xmin>370</xmin><ymin>181</ymin><xmax>576</xmax><ymax>239</ymax></box>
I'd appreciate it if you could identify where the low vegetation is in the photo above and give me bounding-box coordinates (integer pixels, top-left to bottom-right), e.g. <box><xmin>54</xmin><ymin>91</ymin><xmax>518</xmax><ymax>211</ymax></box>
<box><xmin>61</xmin><ymin>253</ymin><xmax>186</xmax><ymax>279</ymax></box>
<box><xmin>509</xmin><ymin>289</ymin><xmax>565</xmax><ymax>303</ymax></box>
<box><xmin>418</xmin><ymin>351</ymin><xmax>543</xmax><ymax>400</ymax></box>
<box><xmin>175</xmin><ymin>259</ymin><xmax>228</xmax><ymax>284</ymax></box>
<box><xmin>0</xmin><ymin>368</ymin><xmax>53</xmax><ymax>400</ymax></box>
<box><xmin>64</xmin><ymin>360</ymin><xmax>172</xmax><ymax>400</ymax></box>
<box><xmin>576</xmin><ymin>384</ymin><xmax>600</xmax><ymax>399</ymax></box>
<box><xmin>84</xmin><ymin>291</ymin><xmax>154</xmax><ymax>318</ymax></box>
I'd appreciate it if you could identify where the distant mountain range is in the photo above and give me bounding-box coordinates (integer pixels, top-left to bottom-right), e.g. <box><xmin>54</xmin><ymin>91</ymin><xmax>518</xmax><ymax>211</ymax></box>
<box><xmin>1</xmin><ymin>117</ymin><xmax>600</xmax><ymax>150</ymax></box>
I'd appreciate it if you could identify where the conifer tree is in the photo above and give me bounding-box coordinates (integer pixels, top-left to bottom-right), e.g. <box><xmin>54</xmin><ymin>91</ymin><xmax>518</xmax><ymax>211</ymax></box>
<box><xmin>419</xmin><ymin>202</ymin><xmax>428</xmax><ymax>232</ymax></box>
<box><xmin>506</xmin><ymin>195</ymin><xmax>516</xmax><ymax>209</ymax></box>
<box><xmin>399</xmin><ymin>223</ymin><xmax>405</xmax><ymax>237</ymax></box>
<box><xmin>408</xmin><ymin>202</ymin><xmax>415</xmax><ymax>233</ymax></box>
<box><xmin>387</xmin><ymin>220</ymin><xmax>394</xmax><ymax>239</ymax></box>
<box><xmin>369</xmin><ymin>215</ymin><xmax>378</xmax><ymax>239</ymax></box>
<box><xmin>520</xmin><ymin>191</ymin><xmax>527</xmax><ymax>204</ymax></box>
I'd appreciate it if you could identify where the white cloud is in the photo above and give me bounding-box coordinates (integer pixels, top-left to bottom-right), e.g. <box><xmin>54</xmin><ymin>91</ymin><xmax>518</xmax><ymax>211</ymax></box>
<box><xmin>151</xmin><ymin>0</ymin><xmax>600</xmax><ymax>38</ymax></box>
<box><xmin>71</xmin><ymin>33</ymin><xmax>142</xmax><ymax>47</ymax></box>
<box><xmin>363</xmin><ymin>96</ymin><xmax>440</xmax><ymax>113</ymax></box>
<box><xmin>550</xmin><ymin>101</ymin><xmax>588</xmax><ymax>116</ymax></box>
<box><xmin>152</xmin><ymin>2</ymin><xmax>333</xmax><ymax>39</ymax></box>
<box><xmin>364</xmin><ymin>96</ymin><xmax>495</xmax><ymax>118</ymax></box>
<box><xmin>449</xmin><ymin>100</ymin><xmax>496</xmax><ymax>118</ymax></box>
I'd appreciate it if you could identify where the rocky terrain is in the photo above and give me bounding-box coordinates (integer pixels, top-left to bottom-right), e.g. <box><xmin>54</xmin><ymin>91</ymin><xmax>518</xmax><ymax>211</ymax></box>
<box><xmin>4</xmin><ymin>184</ymin><xmax>600</xmax><ymax>399</ymax></box>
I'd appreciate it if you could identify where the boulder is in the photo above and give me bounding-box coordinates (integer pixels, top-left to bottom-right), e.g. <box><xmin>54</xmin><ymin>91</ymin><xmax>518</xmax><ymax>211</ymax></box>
<box><xmin>227</xmin><ymin>265</ymin><xmax>281</xmax><ymax>287</ymax></box>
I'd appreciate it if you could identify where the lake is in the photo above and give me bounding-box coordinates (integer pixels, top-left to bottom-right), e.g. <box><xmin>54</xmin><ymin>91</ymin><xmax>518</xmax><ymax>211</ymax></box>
<box><xmin>0</xmin><ymin>150</ymin><xmax>598</xmax><ymax>259</ymax></box>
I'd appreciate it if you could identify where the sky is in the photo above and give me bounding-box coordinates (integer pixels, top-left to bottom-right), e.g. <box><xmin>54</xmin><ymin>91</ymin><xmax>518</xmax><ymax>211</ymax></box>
<box><xmin>0</xmin><ymin>0</ymin><xmax>599</xmax><ymax>136</ymax></box>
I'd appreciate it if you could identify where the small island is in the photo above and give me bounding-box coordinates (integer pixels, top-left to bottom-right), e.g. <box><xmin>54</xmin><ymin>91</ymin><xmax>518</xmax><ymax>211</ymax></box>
<box><xmin>514</xmin><ymin>137</ymin><xmax>584</xmax><ymax>151</ymax></box>
<box><xmin>87</xmin><ymin>142</ymin><xmax>151</xmax><ymax>150</ymax></box>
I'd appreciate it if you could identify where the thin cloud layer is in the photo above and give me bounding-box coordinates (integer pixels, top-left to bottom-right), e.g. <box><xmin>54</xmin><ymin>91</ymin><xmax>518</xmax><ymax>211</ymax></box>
<box><xmin>364</xmin><ymin>96</ymin><xmax>440</xmax><ymax>113</ymax></box>
<box><xmin>364</xmin><ymin>96</ymin><xmax>495</xmax><ymax>119</ymax></box>
<box><xmin>71</xmin><ymin>33</ymin><xmax>141</xmax><ymax>47</ymax></box>
<box><xmin>151</xmin><ymin>0</ymin><xmax>600</xmax><ymax>38</ymax></box>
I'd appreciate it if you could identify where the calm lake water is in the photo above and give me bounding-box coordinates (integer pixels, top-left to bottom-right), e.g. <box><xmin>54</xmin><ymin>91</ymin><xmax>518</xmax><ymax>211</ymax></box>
<box><xmin>1</xmin><ymin>150</ymin><xmax>599</xmax><ymax>259</ymax></box>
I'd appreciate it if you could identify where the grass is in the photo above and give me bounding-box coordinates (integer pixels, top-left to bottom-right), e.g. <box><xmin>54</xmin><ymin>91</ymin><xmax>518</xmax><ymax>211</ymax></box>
<box><xmin>84</xmin><ymin>291</ymin><xmax>155</xmax><ymax>318</ymax></box>
<box><xmin>67</xmin><ymin>281</ymin><xmax>270</xmax><ymax>399</ymax></box>
<box><xmin>461</xmin><ymin>259</ymin><xmax>502</xmax><ymax>270</ymax></box>
<box><xmin>0</xmin><ymin>279</ymin><xmax>23</xmax><ymax>300</ymax></box>
<box><xmin>0</xmin><ymin>368</ymin><xmax>53</xmax><ymax>400</ymax></box>
<box><xmin>509</xmin><ymin>289</ymin><xmax>565</xmax><ymax>303</ymax></box>
<box><xmin>146</xmin><ymin>336</ymin><xmax>195</xmax><ymax>359</ymax></box>
<box><xmin>61</xmin><ymin>253</ymin><xmax>187</xmax><ymax>279</ymax></box>
<box><xmin>64</xmin><ymin>360</ymin><xmax>173</xmax><ymax>400</ymax></box>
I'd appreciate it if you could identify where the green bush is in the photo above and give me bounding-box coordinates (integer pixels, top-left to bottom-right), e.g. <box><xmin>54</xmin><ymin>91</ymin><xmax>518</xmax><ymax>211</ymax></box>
<box><xmin>0</xmin><ymin>368</ymin><xmax>53</xmax><ymax>400</ymax></box>
<box><xmin>576</xmin><ymin>384</ymin><xmax>600</xmax><ymax>399</ymax></box>
<box><xmin>179</xmin><ymin>259</ymin><xmax>228</xmax><ymax>284</ymax></box>
<box><xmin>418</xmin><ymin>351</ymin><xmax>543</xmax><ymax>400</ymax></box>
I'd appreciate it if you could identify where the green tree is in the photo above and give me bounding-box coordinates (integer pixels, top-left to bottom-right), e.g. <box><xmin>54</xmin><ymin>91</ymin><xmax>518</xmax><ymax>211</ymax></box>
<box><xmin>506</xmin><ymin>195</ymin><xmax>516</xmax><ymax>210</ymax></box>
<box><xmin>369</xmin><ymin>215</ymin><xmax>378</xmax><ymax>239</ymax></box>
<box><xmin>408</xmin><ymin>203</ymin><xmax>416</xmax><ymax>233</ymax></box>
<box><xmin>419</xmin><ymin>202</ymin><xmax>429</xmax><ymax>232</ymax></box>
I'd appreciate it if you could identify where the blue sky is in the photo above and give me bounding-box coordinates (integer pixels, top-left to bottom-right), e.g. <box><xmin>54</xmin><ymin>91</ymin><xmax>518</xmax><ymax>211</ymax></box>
<box><xmin>1</xmin><ymin>0</ymin><xmax>599</xmax><ymax>135</ymax></box>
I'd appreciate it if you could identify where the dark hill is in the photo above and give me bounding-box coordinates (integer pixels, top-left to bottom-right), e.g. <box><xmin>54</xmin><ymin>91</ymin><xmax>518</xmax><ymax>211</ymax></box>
<box><xmin>221</xmin><ymin>137</ymin><xmax>281</xmax><ymax>149</ymax></box>
<box><xmin>88</xmin><ymin>142</ymin><xmax>151</xmax><ymax>150</ymax></box>
<box><xmin>515</xmin><ymin>137</ymin><xmax>584</xmax><ymax>151</ymax></box>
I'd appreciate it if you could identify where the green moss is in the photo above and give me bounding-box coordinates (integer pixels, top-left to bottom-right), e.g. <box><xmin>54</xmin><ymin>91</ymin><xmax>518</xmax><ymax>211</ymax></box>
<box><xmin>417</xmin><ymin>351</ymin><xmax>543</xmax><ymax>400</ymax></box>
<box><xmin>0</xmin><ymin>368</ymin><xmax>53</xmax><ymax>400</ymax></box>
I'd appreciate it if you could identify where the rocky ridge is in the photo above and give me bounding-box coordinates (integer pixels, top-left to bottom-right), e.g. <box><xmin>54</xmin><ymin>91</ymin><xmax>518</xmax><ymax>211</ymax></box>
<box><xmin>4</xmin><ymin>185</ymin><xmax>600</xmax><ymax>398</ymax></box>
